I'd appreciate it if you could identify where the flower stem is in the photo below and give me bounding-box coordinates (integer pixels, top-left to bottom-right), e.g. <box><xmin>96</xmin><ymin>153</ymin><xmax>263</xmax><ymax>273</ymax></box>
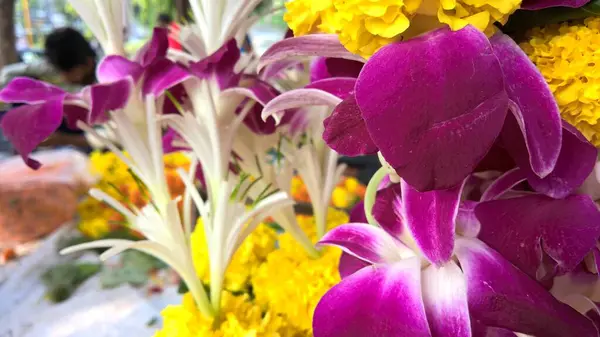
<box><xmin>364</xmin><ymin>167</ymin><xmax>388</xmax><ymax>227</ymax></box>
<box><xmin>315</xmin><ymin>205</ymin><xmax>327</xmax><ymax>242</ymax></box>
<box><xmin>182</xmin><ymin>266</ymin><xmax>215</xmax><ymax>318</ymax></box>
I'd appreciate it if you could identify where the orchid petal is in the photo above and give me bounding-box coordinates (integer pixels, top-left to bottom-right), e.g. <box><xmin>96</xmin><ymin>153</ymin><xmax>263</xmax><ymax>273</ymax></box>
<box><xmin>472</xmin><ymin>322</ymin><xmax>519</xmax><ymax>337</ymax></box>
<box><xmin>356</xmin><ymin>26</ymin><xmax>509</xmax><ymax>191</ymax></box>
<box><xmin>372</xmin><ymin>184</ymin><xmax>403</xmax><ymax>238</ymax></box>
<box><xmin>349</xmin><ymin>200</ymin><xmax>368</xmax><ymax>223</ymax></box>
<box><xmin>222</xmin><ymin>79</ymin><xmax>281</xmax><ymax>134</ymax></box>
<box><xmin>323</xmin><ymin>93</ymin><xmax>378</xmax><ymax>156</ymax></box>
<box><xmin>0</xmin><ymin>77</ymin><xmax>65</xmax><ymax>104</ymax></box>
<box><xmin>97</xmin><ymin>55</ymin><xmax>144</xmax><ymax>83</ymax></box>
<box><xmin>143</xmin><ymin>59</ymin><xmax>191</xmax><ymax>97</ymax></box>
<box><xmin>480</xmin><ymin>168</ymin><xmax>527</xmax><ymax>201</ymax></box>
<box><xmin>162</xmin><ymin>127</ymin><xmax>189</xmax><ymax>153</ymax></box>
<box><xmin>521</xmin><ymin>0</ymin><xmax>591</xmax><ymax>9</ymax></box>
<box><xmin>63</xmin><ymin>104</ymin><xmax>89</xmax><ymax>130</ymax></box>
<box><xmin>261</xmin><ymin>59</ymin><xmax>303</xmax><ymax>80</ymax></box>
<box><xmin>305</xmin><ymin>77</ymin><xmax>356</xmax><ymax>100</ymax></box>
<box><xmin>137</xmin><ymin>28</ymin><xmax>169</xmax><ymax>67</ymax></box>
<box><xmin>455</xmin><ymin>201</ymin><xmax>480</xmax><ymax>238</ymax></box>
<box><xmin>338</xmin><ymin>252</ymin><xmax>370</xmax><ymax>279</ymax></box>
<box><xmin>579</xmin><ymin>162</ymin><xmax>600</xmax><ymax>201</ymax></box>
<box><xmin>475</xmin><ymin>142</ymin><xmax>516</xmax><ymax>173</ymax></box>
<box><xmin>313</xmin><ymin>258</ymin><xmax>431</xmax><ymax>337</ymax></box>
<box><xmin>189</xmin><ymin>39</ymin><xmax>240</xmax><ymax>89</ymax></box>
<box><xmin>310</xmin><ymin>57</ymin><xmax>364</xmax><ymax>82</ymax></box>
<box><xmin>258</xmin><ymin>34</ymin><xmax>365</xmax><ymax>72</ymax></box>
<box><xmin>86</xmin><ymin>78</ymin><xmax>133</xmax><ymax>124</ymax></box>
<box><xmin>485</xmin><ymin>328</ymin><xmax>519</xmax><ymax>337</ymax></box>
<box><xmin>525</xmin><ymin>123</ymin><xmax>597</xmax><ymax>199</ymax></box>
<box><xmin>319</xmin><ymin>223</ymin><xmax>411</xmax><ymax>264</ymax></box>
<box><xmin>310</xmin><ymin>57</ymin><xmax>332</xmax><ymax>83</ymax></box>
<box><xmin>455</xmin><ymin>238</ymin><xmax>598</xmax><ymax>337</ymax></box>
<box><xmin>1</xmin><ymin>99</ymin><xmax>64</xmax><ymax>169</ymax></box>
<box><xmin>261</xmin><ymin>88</ymin><xmax>341</xmax><ymax>124</ymax></box>
<box><xmin>421</xmin><ymin>261</ymin><xmax>471</xmax><ymax>337</ymax></box>
<box><xmin>163</xmin><ymin>83</ymin><xmax>187</xmax><ymax>115</ymax></box>
<box><xmin>491</xmin><ymin>33</ymin><xmax>562</xmax><ymax>178</ymax></box>
<box><xmin>476</xmin><ymin>194</ymin><xmax>600</xmax><ymax>280</ymax></box>
<box><xmin>401</xmin><ymin>179</ymin><xmax>463</xmax><ymax>265</ymax></box>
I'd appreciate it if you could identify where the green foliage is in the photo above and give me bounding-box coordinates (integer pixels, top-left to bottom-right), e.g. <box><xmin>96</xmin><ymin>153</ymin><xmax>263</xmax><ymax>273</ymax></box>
<box><xmin>41</xmin><ymin>263</ymin><xmax>102</xmax><ymax>303</ymax></box>
<box><xmin>132</xmin><ymin>0</ymin><xmax>176</xmax><ymax>30</ymax></box>
<box><xmin>100</xmin><ymin>250</ymin><xmax>167</xmax><ymax>288</ymax></box>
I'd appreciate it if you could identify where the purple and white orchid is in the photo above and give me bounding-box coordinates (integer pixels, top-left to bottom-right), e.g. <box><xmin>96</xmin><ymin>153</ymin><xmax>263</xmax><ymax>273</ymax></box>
<box><xmin>314</xmin><ymin>169</ymin><xmax>600</xmax><ymax>337</ymax></box>
<box><xmin>261</xmin><ymin>26</ymin><xmax>568</xmax><ymax>193</ymax></box>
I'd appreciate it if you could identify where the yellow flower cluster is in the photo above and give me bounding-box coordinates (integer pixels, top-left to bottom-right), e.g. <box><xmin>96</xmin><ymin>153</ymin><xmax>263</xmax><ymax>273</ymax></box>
<box><xmin>522</xmin><ymin>17</ymin><xmax>600</xmax><ymax>147</ymax></box>
<box><xmin>191</xmin><ymin>218</ymin><xmax>278</xmax><ymax>292</ymax></box>
<box><xmin>284</xmin><ymin>0</ymin><xmax>521</xmax><ymax>58</ymax></box>
<box><xmin>251</xmin><ymin>209</ymin><xmax>349</xmax><ymax>333</ymax></box>
<box><xmin>290</xmin><ymin>176</ymin><xmax>365</xmax><ymax>209</ymax></box>
<box><xmin>77</xmin><ymin>151</ymin><xmax>191</xmax><ymax>238</ymax></box>
<box><xmin>156</xmin><ymin>292</ymin><xmax>305</xmax><ymax>337</ymax></box>
<box><xmin>155</xmin><ymin>209</ymin><xmax>349</xmax><ymax>336</ymax></box>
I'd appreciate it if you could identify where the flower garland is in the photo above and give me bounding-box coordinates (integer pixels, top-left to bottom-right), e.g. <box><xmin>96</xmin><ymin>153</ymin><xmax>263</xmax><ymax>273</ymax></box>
<box><xmin>522</xmin><ymin>17</ymin><xmax>600</xmax><ymax>147</ymax></box>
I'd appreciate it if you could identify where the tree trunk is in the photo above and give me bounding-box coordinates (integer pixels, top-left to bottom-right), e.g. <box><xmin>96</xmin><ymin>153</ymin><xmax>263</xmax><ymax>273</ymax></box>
<box><xmin>0</xmin><ymin>0</ymin><xmax>18</xmax><ymax>70</ymax></box>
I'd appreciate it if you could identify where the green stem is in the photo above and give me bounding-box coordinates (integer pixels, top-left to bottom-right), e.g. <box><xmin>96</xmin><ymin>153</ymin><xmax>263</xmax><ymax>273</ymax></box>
<box><xmin>364</xmin><ymin>167</ymin><xmax>388</xmax><ymax>227</ymax></box>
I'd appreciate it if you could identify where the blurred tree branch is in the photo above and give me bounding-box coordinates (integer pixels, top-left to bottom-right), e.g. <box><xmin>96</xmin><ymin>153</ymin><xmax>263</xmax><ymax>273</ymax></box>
<box><xmin>0</xmin><ymin>0</ymin><xmax>18</xmax><ymax>69</ymax></box>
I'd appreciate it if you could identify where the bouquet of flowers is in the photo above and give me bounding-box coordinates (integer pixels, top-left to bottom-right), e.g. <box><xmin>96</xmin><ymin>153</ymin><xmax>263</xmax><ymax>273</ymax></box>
<box><xmin>3</xmin><ymin>0</ymin><xmax>600</xmax><ymax>336</ymax></box>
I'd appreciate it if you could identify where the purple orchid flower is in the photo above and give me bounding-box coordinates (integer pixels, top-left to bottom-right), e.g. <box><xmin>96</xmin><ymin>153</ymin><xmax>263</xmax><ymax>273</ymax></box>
<box><xmin>466</xmin><ymin>121</ymin><xmax>599</xmax><ymax>283</ymax></box>
<box><xmin>521</xmin><ymin>0</ymin><xmax>591</xmax><ymax>10</ymax></box>
<box><xmin>314</xmin><ymin>176</ymin><xmax>600</xmax><ymax>336</ymax></box>
<box><xmin>316</xmin><ymin>26</ymin><xmax>563</xmax><ymax>192</ymax></box>
<box><xmin>310</xmin><ymin>57</ymin><xmax>363</xmax><ymax>83</ymax></box>
<box><xmin>0</xmin><ymin>77</ymin><xmax>132</xmax><ymax>169</ymax></box>
<box><xmin>97</xmin><ymin>28</ymin><xmax>190</xmax><ymax>98</ymax></box>
<box><xmin>0</xmin><ymin>28</ymin><xmax>190</xmax><ymax>169</ymax></box>
<box><xmin>191</xmin><ymin>39</ymin><xmax>297</xmax><ymax>134</ymax></box>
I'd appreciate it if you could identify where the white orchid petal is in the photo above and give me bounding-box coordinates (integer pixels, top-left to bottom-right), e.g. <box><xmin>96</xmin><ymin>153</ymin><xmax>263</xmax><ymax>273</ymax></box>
<box><xmin>60</xmin><ymin>239</ymin><xmax>133</xmax><ymax>255</ymax></box>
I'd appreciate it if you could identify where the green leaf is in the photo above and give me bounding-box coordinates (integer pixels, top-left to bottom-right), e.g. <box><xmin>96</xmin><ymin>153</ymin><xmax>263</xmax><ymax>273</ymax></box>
<box><xmin>41</xmin><ymin>263</ymin><xmax>102</xmax><ymax>303</ymax></box>
<box><xmin>100</xmin><ymin>251</ymin><xmax>167</xmax><ymax>289</ymax></box>
<box><xmin>177</xmin><ymin>279</ymin><xmax>189</xmax><ymax>294</ymax></box>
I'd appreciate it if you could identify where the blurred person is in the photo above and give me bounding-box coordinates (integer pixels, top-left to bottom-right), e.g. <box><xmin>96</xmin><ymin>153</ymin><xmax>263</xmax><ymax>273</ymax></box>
<box><xmin>0</xmin><ymin>27</ymin><xmax>97</xmax><ymax>151</ymax></box>
<box><xmin>0</xmin><ymin>27</ymin><xmax>97</xmax><ymax>90</ymax></box>
<box><xmin>157</xmin><ymin>13</ymin><xmax>182</xmax><ymax>51</ymax></box>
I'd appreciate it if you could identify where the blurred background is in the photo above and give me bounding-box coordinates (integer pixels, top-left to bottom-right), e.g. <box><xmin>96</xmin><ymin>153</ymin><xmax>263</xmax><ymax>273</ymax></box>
<box><xmin>0</xmin><ymin>0</ymin><xmax>288</xmax><ymax>69</ymax></box>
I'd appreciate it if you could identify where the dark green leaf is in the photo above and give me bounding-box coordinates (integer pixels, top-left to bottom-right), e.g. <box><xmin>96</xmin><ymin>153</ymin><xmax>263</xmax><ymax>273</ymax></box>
<box><xmin>502</xmin><ymin>2</ymin><xmax>600</xmax><ymax>37</ymax></box>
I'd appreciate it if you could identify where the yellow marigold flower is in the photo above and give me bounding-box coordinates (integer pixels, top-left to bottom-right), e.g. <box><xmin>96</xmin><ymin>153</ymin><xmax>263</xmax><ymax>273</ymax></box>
<box><xmin>251</xmin><ymin>209</ymin><xmax>349</xmax><ymax>332</ymax></box>
<box><xmin>284</xmin><ymin>0</ymin><xmax>338</xmax><ymax>36</ymax></box>
<box><xmin>164</xmin><ymin>152</ymin><xmax>191</xmax><ymax>169</ymax></box>
<box><xmin>284</xmin><ymin>0</ymin><xmax>521</xmax><ymax>58</ymax></box>
<box><xmin>155</xmin><ymin>292</ymin><xmax>306</xmax><ymax>337</ymax></box>
<box><xmin>332</xmin><ymin>186</ymin><xmax>352</xmax><ymax>209</ymax></box>
<box><xmin>77</xmin><ymin>217</ymin><xmax>111</xmax><ymax>238</ymax></box>
<box><xmin>78</xmin><ymin>151</ymin><xmax>192</xmax><ymax>239</ymax></box>
<box><xmin>522</xmin><ymin>17</ymin><xmax>600</xmax><ymax>147</ymax></box>
<box><xmin>191</xmin><ymin>218</ymin><xmax>278</xmax><ymax>292</ymax></box>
